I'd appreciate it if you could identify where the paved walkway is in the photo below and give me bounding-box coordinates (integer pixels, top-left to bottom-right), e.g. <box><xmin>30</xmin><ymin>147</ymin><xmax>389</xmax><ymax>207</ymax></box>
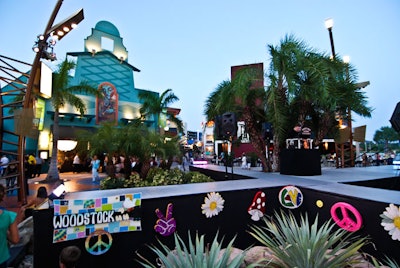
<box><xmin>1</xmin><ymin>164</ymin><xmax>399</xmax><ymax>214</ymax></box>
<box><xmin>1</xmin><ymin>171</ymin><xmax>107</xmax><ymax>213</ymax></box>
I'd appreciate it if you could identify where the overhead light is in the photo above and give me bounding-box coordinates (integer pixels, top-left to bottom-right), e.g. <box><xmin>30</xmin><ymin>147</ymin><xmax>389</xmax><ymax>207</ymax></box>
<box><xmin>46</xmin><ymin>8</ymin><xmax>84</xmax><ymax>41</ymax></box>
<box><xmin>57</xmin><ymin>140</ymin><xmax>78</xmax><ymax>151</ymax></box>
<box><xmin>324</xmin><ymin>18</ymin><xmax>334</xmax><ymax>29</ymax></box>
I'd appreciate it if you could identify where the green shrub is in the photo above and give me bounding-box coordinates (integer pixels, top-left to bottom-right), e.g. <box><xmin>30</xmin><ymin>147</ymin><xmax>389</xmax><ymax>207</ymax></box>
<box><xmin>100</xmin><ymin>168</ymin><xmax>213</xmax><ymax>189</ymax></box>
<box><xmin>248</xmin><ymin>210</ymin><xmax>369</xmax><ymax>268</ymax></box>
<box><xmin>184</xmin><ymin>171</ymin><xmax>214</xmax><ymax>183</ymax></box>
<box><xmin>100</xmin><ymin>176</ymin><xmax>125</xmax><ymax>190</ymax></box>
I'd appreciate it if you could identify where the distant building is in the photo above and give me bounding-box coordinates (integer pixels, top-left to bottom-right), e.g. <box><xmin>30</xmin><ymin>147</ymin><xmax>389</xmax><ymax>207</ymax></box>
<box><xmin>206</xmin><ymin>63</ymin><xmax>264</xmax><ymax>158</ymax></box>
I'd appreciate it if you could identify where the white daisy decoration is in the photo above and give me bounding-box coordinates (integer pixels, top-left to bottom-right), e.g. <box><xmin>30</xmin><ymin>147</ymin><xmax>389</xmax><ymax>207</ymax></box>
<box><xmin>380</xmin><ymin>203</ymin><xmax>400</xmax><ymax>241</ymax></box>
<box><xmin>201</xmin><ymin>192</ymin><xmax>225</xmax><ymax>218</ymax></box>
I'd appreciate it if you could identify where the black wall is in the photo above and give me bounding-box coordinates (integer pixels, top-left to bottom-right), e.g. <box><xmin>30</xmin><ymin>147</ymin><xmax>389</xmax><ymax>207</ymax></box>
<box><xmin>33</xmin><ymin>180</ymin><xmax>399</xmax><ymax>267</ymax></box>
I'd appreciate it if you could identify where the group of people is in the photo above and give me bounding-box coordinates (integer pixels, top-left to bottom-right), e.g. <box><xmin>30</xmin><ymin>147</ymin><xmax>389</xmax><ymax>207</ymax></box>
<box><xmin>0</xmin><ymin>153</ymin><xmax>44</xmax><ymax>195</ymax></box>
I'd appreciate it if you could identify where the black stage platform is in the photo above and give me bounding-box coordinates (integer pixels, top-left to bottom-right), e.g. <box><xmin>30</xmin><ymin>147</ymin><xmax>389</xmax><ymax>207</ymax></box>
<box><xmin>280</xmin><ymin>149</ymin><xmax>321</xmax><ymax>176</ymax></box>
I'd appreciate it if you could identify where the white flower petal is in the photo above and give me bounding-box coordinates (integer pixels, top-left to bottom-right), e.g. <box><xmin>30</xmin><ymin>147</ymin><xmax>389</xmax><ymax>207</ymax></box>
<box><xmin>391</xmin><ymin>228</ymin><xmax>400</xmax><ymax>241</ymax></box>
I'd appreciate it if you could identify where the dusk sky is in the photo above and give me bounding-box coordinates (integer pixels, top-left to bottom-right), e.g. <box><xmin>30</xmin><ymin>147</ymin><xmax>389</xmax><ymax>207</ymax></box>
<box><xmin>1</xmin><ymin>1</ymin><xmax>399</xmax><ymax>140</ymax></box>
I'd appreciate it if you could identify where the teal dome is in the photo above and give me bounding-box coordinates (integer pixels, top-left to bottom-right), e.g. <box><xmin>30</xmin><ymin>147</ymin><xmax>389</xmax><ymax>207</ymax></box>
<box><xmin>94</xmin><ymin>21</ymin><xmax>120</xmax><ymax>37</ymax></box>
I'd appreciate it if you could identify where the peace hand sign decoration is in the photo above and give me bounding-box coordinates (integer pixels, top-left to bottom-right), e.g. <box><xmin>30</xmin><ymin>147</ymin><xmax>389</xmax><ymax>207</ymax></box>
<box><xmin>154</xmin><ymin>203</ymin><xmax>176</xmax><ymax>236</ymax></box>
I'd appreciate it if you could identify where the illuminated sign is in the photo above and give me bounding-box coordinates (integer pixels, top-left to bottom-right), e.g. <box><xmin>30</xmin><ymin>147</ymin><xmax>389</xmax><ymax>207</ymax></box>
<box><xmin>35</xmin><ymin>98</ymin><xmax>46</xmax><ymax>131</ymax></box>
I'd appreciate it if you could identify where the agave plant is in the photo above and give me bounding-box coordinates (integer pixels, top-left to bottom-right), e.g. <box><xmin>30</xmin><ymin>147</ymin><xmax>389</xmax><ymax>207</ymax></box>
<box><xmin>136</xmin><ymin>231</ymin><xmax>249</xmax><ymax>268</ymax></box>
<box><xmin>248</xmin><ymin>210</ymin><xmax>369</xmax><ymax>268</ymax></box>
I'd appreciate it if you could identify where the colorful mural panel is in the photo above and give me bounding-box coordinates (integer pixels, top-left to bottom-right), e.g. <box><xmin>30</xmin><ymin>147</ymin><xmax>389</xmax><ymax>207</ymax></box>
<box><xmin>96</xmin><ymin>82</ymin><xmax>118</xmax><ymax>124</ymax></box>
<box><xmin>52</xmin><ymin>193</ymin><xmax>141</xmax><ymax>243</ymax></box>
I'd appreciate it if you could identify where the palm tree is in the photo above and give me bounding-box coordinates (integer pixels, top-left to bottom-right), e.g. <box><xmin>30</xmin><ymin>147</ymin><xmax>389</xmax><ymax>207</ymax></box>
<box><xmin>266</xmin><ymin>35</ymin><xmax>372</xmax><ymax>171</ymax></box>
<box><xmin>266</xmin><ymin>35</ymin><xmax>311</xmax><ymax>171</ymax></box>
<box><xmin>138</xmin><ymin>88</ymin><xmax>183</xmax><ymax>134</ymax></box>
<box><xmin>44</xmin><ymin>59</ymin><xmax>99</xmax><ymax>182</ymax></box>
<box><xmin>373</xmin><ymin>126</ymin><xmax>400</xmax><ymax>151</ymax></box>
<box><xmin>80</xmin><ymin>122</ymin><xmax>179</xmax><ymax>179</ymax></box>
<box><xmin>204</xmin><ymin>67</ymin><xmax>270</xmax><ymax>171</ymax></box>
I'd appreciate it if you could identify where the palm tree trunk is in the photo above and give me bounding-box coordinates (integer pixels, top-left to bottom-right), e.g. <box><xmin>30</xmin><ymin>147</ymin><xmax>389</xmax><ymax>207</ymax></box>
<box><xmin>272</xmin><ymin>136</ymin><xmax>281</xmax><ymax>172</ymax></box>
<box><xmin>45</xmin><ymin>110</ymin><xmax>61</xmax><ymax>182</ymax></box>
<box><xmin>315</xmin><ymin>112</ymin><xmax>332</xmax><ymax>147</ymax></box>
<box><xmin>243</xmin><ymin>107</ymin><xmax>270</xmax><ymax>172</ymax></box>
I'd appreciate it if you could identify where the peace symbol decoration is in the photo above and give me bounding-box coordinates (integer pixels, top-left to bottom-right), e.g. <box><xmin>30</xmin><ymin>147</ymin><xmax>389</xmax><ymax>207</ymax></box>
<box><xmin>85</xmin><ymin>230</ymin><xmax>113</xmax><ymax>255</ymax></box>
<box><xmin>330</xmin><ymin>202</ymin><xmax>363</xmax><ymax>232</ymax></box>
<box><xmin>154</xmin><ymin>203</ymin><xmax>176</xmax><ymax>236</ymax></box>
<box><xmin>278</xmin><ymin>186</ymin><xmax>303</xmax><ymax>209</ymax></box>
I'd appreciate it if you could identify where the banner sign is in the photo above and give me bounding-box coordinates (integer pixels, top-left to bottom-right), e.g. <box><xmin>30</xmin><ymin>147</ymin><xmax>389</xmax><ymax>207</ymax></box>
<box><xmin>52</xmin><ymin>193</ymin><xmax>141</xmax><ymax>243</ymax></box>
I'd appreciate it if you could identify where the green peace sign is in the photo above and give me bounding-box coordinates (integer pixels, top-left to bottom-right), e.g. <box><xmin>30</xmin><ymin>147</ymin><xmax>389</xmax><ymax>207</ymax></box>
<box><xmin>85</xmin><ymin>230</ymin><xmax>113</xmax><ymax>255</ymax></box>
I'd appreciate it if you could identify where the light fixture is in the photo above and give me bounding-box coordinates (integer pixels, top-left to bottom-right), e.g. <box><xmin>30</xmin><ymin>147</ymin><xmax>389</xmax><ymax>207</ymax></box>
<box><xmin>325</xmin><ymin>18</ymin><xmax>336</xmax><ymax>59</ymax></box>
<box><xmin>46</xmin><ymin>8</ymin><xmax>84</xmax><ymax>41</ymax></box>
<box><xmin>57</xmin><ymin>140</ymin><xmax>78</xmax><ymax>151</ymax></box>
<box><xmin>32</xmin><ymin>45</ymin><xmax>40</xmax><ymax>53</ymax></box>
<box><xmin>50</xmin><ymin>32</ymin><xmax>59</xmax><ymax>40</ymax></box>
<box><xmin>324</xmin><ymin>18</ymin><xmax>334</xmax><ymax>29</ymax></box>
<box><xmin>343</xmin><ymin>55</ymin><xmax>350</xmax><ymax>63</ymax></box>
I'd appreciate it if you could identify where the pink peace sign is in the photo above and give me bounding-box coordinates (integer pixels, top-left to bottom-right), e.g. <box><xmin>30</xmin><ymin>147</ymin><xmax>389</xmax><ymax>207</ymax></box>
<box><xmin>154</xmin><ymin>203</ymin><xmax>176</xmax><ymax>236</ymax></box>
<box><xmin>330</xmin><ymin>202</ymin><xmax>362</xmax><ymax>232</ymax></box>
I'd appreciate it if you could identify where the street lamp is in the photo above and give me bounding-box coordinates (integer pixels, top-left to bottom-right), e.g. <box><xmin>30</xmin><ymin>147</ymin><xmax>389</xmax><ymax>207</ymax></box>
<box><xmin>325</xmin><ymin>18</ymin><xmax>336</xmax><ymax>59</ymax></box>
<box><xmin>325</xmin><ymin>18</ymin><xmax>354</xmax><ymax>168</ymax></box>
<box><xmin>343</xmin><ymin>55</ymin><xmax>354</xmax><ymax>167</ymax></box>
<box><xmin>17</xmin><ymin>0</ymin><xmax>84</xmax><ymax>203</ymax></box>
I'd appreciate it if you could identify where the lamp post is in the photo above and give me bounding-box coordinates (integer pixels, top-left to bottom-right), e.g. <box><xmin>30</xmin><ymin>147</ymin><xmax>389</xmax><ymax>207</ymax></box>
<box><xmin>325</xmin><ymin>18</ymin><xmax>336</xmax><ymax>59</ymax></box>
<box><xmin>17</xmin><ymin>0</ymin><xmax>84</xmax><ymax>202</ymax></box>
<box><xmin>343</xmin><ymin>56</ymin><xmax>354</xmax><ymax>167</ymax></box>
<box><xmin>325</xmin><ymin>18</ymin><xmax>342</xmax><ymax>168</ymax></box>
<box><xmin>325</xmin><ymin>18</ymin><xmax>354</xmax><ymax>168</ymax></box>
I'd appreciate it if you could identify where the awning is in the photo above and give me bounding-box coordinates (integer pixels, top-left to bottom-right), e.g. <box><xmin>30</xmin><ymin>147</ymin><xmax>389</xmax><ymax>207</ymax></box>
<box><xmin>55</xmin><ymin>125</ymin><xmax>96</xmax><ymax>139</ymax></box>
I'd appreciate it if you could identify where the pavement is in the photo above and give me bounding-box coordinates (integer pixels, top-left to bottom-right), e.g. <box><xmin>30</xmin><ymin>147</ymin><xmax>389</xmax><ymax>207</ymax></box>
<box><xmin>1</xmin><ymin>164</ymin><xmax>399</xmax><ymax>216</ymax></box>
<box><xmin>1</xmin><ymin>171</ymin><xmax>107</xmax><ymax>214</ymax></box>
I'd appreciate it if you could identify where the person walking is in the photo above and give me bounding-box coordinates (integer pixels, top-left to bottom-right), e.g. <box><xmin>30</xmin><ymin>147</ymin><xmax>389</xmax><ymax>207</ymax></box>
<box><xmin>0</xmin><ymin>155</ymin><xmax>9</xmax><ymax>177</ymax></box>
<box><xmin>90</xmin><ymin>155</ymin><xmax>100</xmax><ymax>182</ymax></box>
<box><xmin>72</xmin><ymin>154</ymin><xmax>81</xmax><ymax>173</ymax></box>
<box><xmin>241</xmin><ymin>153</ymin><xmax>248</xmax><ymax>169</ymax></box>
<box><xmin>5</xmin><ymin>161</ymin><xmax>17</xmax><ymax>194</ymax></box>
<box><xmin>27</xmin><ymin>153</ymin><xmax>36</xmax><ymax>178</ymax></box>
<box><xmin>35</xmin><ymin>154</ymin><xmax>43</xmax><ymax>177</ymax></box>
<box><xmin>0</xmin><ymin>184</ymin><xmax>20</xmax><ymax>268</ymax></box>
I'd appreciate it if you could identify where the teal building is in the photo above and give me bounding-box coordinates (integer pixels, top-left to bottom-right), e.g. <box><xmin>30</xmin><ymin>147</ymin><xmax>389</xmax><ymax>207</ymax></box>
<box><xmin>1</xmin><ymin>21</ymin><xmax>159</xmax><ymax>161</ymax></box>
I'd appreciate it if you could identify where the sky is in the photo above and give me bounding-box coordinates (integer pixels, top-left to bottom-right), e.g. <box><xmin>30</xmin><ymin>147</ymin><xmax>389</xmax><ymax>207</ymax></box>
<box><xmin>1</xmin><ymin>0</ymin><xmax>399</xmax><ymax>140</ymax></box>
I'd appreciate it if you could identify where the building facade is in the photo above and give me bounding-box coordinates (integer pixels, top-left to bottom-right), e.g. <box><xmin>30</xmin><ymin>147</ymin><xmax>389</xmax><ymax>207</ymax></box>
<box><xmin>2</xmin><ymin>21</ymin><xmax>161</xmax><ymax>163</ymax></box>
